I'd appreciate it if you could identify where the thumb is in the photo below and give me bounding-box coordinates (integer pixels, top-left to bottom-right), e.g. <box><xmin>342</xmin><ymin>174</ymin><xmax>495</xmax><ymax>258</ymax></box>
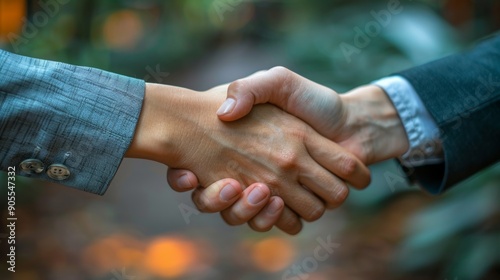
<box><xmin>192</xmin><ymin>179</ymin><xmax>243</xmax><ymax>213</ymax></box>
<box><xmin>217</xmin><ymin>66</ymin><xmax>294</xmax><ymax>121</ymax></box>
<box><xmin>166</xmin><ymin>168</ymin><xmax>199</xmax><ymax>192</ymax></box>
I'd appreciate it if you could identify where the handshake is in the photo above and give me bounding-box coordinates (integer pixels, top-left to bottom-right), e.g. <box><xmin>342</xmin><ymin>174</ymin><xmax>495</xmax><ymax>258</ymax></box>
<box><xmin>125</xmin><ymin>66</ymin><xmax>410</xmax><ymax>234</ymax></box>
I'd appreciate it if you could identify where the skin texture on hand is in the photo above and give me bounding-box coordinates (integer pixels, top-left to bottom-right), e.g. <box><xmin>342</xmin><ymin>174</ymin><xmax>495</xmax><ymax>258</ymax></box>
<box><xmin>168</xmin><ymin>66</ymin><xmax>409</xmax><ymax>233</ymax></box>
<box><xmin>126</xmin><ymin>82</ymin><xmax>371</xmax><ymax>234</ymax></box>
<box><xmin>217</xmin><ymin>67</ymin><xmax>348</xmax><ymax>141</ymax></box>
<box><xmin>217</xmin><ymin>67</ymin><xmax>409</xmax><ymax>164</ymax></box>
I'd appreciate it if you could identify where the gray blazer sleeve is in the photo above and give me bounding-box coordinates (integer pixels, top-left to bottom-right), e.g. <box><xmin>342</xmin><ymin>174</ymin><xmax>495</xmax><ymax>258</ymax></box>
<box><xmin>397</xmin><ymin>34</ymin><xmax>500</xmax><ymax>194</ymax></box>
<box><xmin>0</xmin><ymin>50</ymin><xmax>145</xmax><ymax>195</ymax></box>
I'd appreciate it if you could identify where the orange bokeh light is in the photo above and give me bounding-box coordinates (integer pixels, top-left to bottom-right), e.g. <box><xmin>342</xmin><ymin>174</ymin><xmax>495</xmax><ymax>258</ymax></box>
<box><xmin>144</xmin><ymin>237</ymin><xmax>198</xmax><ymax>278</ymax></box>
<box><xmin>251</xmin><ymin>237</ymin><xmax>296</xmax><ymax>272</ymax></box>
<box><xmin>82</xmin><ymin>234</ymin><xmax>145</xmax><ymax>275</ymax></box>
<box><xmin>102</xmin><ymin>9</ymin><xmax>143</xmax><ymax>51</ymax></box>
<box><xmin>0</xmin><ymin>0</ymin><xmax>26</xmax><ymax>39</ymax></box>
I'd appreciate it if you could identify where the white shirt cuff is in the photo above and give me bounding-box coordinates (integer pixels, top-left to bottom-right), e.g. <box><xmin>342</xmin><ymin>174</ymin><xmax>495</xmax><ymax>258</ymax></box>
<box><xmin>372</xmin><ymin>76</ymin><xmax>444</xmax><ymax>167</ymax></box>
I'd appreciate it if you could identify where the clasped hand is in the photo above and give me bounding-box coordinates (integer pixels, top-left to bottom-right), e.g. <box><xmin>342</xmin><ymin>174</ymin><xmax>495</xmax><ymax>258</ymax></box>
<box><xmin>128</xmin><ymin>67</ymin><xmax>407</xmax><ymax>234</ymax></box>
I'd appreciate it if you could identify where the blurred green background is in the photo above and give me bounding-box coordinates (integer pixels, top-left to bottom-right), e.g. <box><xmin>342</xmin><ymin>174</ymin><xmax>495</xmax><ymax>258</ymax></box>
<box><xmin>1</xmin><ymin>0</ymin><xmax>499</xmax><ymax>279</ymax></box>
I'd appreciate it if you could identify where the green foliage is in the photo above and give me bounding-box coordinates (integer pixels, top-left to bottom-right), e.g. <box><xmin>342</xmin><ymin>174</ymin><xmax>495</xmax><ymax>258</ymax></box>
<box><xmin>397</xmin><ymin>164</ymin><xmax>500</xmax><ymax>278</ymax></box>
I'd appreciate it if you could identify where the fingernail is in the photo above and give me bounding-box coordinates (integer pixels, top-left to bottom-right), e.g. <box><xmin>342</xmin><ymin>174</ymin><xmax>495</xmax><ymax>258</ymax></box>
<box><xmin>217</xmin><ymin>98</ymin><xmax>236</xmax><ymax>116</ymax></box>
<box><xmin>248</xmin><ymin>185</ymin><xmax>268</xmax><ymax>205</ymax></box>
<box><xmin>266</xmin><ymin>198</ymin><xmax>283</xmax><ymax>215</ymax></box>
<box><xmin>220</xmin><ymin>184</ymin><xmax>239</xmax><ymax>202</ymax></box>
<box><xmin>177</xmin><ymin>174</ymin><xmax>192</xmax><ymax>189</ymax></box>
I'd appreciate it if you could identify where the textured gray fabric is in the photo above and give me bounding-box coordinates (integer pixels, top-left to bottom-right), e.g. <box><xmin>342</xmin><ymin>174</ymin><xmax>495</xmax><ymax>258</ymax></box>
<box><xmin>0</xmin><ymin>50</ymin><xmax>145</xmax><ymax>195</ymax></box>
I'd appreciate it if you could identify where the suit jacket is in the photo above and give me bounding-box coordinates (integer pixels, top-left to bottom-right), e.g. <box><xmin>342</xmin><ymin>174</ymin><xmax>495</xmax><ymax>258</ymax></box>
<box><xmin>0</xmin><ymin>50</ymin><xmax>145</xmax><ymax>194</ymax></box>
<box><xmin>398</xmin><ymin>34</ymin><xmax>500</xmax><ymax>194</ymax></box>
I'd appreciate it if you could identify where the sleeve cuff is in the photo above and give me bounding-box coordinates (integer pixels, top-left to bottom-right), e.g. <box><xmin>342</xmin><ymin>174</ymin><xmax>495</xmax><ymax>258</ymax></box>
<box><xmin>372</xmin><ymin>76</ymin><xmax>444</xmax><ymax>167</ymax></box>
<box><xmin>0</xmin><ymin>50</ymin><xmax>145</xmax><ymax>195</ymax></box>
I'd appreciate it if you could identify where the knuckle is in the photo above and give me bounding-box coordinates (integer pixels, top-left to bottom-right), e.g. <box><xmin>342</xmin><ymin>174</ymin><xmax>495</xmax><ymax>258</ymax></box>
<box><xmin>338</xmin><ymin>153</ymin><xmax>358</xmax><ymax>177</ymax></box>
<box><xmin>282</xmin><ymin>217</ymin><xmax>299</xmax><ymax>230</ymax></box>
<box><xmin>228</xmin><ymin>79</ymin><xmax>244</xmax><ymax>94</ymax></box>
<box><xmin>231</xmin><ymin>210</ymin><xmax>249</xmax><ymax>225</ymax></box>
<box><xmin>276</xmin><ymin>151</ymin><xmax>299</xmax><ymax>171</ymax></box>
<box><xmin>249</xmin><ymin>220</ymin><xmax>273</xmax><ymax>232</ymax></box>
<box><xmin>302</xmin><ymin>205</ymin><xmax>325</xmax><ymax>222</ymax></box>
<box><xmin>195</xmin><ymin>200</ymin><xmax>210</xmax><ymax>213</ymax></box>
<box><xmin>287</xmin><ymin>126</ymin><xmax>308</xmax><ymax>141</ymax></box>
<box><xmin>276</xmin><ymin>211</ymin><xmax>298</xmax><ymax>229</ymax></box>
<box><xmin>222</xmin><ymin>211</ymin><xmax>245</xmax><ymax>226</ymax></box>
<box><xmin>321</xmin><ymin>180</ymin><xmax>349</xmax><ymax>205</ymax></box>
<box><xmin>336</xmin><ymin>185</ymin><xmax>349</xmax><ymax>203</ymax></box>
<box><xmin>269</xmin><ymin>66</ymin><xmax>291</xmax><ymax>78</ymax></box>
<box><xmin>253</xmin><ymin>70</ymin><xmax>267</xmax><ymax>76</ymax></box>
<box><xmin>286</xmin><ymin>222</ymin><xmax>302</xmax><ymax>235</ymax></box>
<box><xmin>194</xmin><ymin>200</ymin><xmax>208</xmax><ymax>212</ymax></box>
<box><xmin>327</xmin><ymin>185</ymin><xmax>349</xmax><ymax>206</ymax></box>
<box><xmin>192</xmin><ymin>191</ymin><xmax>213</xmax><ymax>213</ymax></box>
<box><xmin>221</xmin><ymin>215</ymin><xmax>239</xmax><ymax>226</ymax></box>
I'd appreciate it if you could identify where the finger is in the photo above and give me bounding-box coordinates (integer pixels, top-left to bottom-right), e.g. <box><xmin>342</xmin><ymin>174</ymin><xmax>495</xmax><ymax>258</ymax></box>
<box><xmin>220</xmin><ymin>183</ymin><xmax>271</xmax><ymax>225</ymax></box>
<box><xmin>305</xmin><ymin>130</ymin><xmax>371</xmax><ymax>189</ymax></box>
<box><xmin>191</xmin><ymin>179</ymin><xmax>243</xmax><ymax>213</ymax></box>
<box><xmin>166</xmin><ymin>168</ymin><xmax>200</xmax><ymax>192</ymax></box>
<box><xmin>248</xmin><ymin>196</ymin><xmax>284</xmax><ymax>232</ymax></box>
<box><xmin>299</xmin><ymin>161</ymin><xmax>350</xmax><ymax>208</ymax></box>
<box><xmin>272</xmin><ymin>182</ymin><xmax>326</xmax><ymax>223</ymax></box>
<box><xmin>275</xmin><ymin>206</ymin><xmax>303</xmax><ymax>235</ymax></box>
<box><xmin>217</xmin><ymin>66</ymin><xmax>295</xmax><ymax>121</ymax></box>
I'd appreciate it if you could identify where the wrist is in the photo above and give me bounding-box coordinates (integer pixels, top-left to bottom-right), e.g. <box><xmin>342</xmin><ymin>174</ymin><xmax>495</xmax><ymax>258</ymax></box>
<box><xmin>340</xmin><ymin>85</ymin><xmax>409</xmax><ymax>164</ymax></box>
<box><xmin>125</xmin><ymin>83</ymin><xmax>200</xmax><ymax>166</ymax></box>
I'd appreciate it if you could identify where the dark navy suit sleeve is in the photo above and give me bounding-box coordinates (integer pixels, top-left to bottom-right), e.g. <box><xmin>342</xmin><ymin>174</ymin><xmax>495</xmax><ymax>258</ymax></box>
<box><xmin>0</xmin><ymin>50</ymin><xmax>145</xmax><ymax>195</ymax></box>
<box><xmin>397</xmin><ymin>34</ymin><xmax>500</xmax><ymax>194</ymax></box>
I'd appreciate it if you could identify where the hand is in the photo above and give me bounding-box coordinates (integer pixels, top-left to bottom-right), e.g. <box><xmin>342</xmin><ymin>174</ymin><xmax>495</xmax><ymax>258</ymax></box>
<box><xmin>168</xmin><ymin>171</ymin><xmax>286</xmax><ymax>232</ymax></box>
<box><xmin>126</xmin><ymin>82</ymin><xmax>370</xmax><ymax>234</ymax></box>
<box><xmin>216</xmin><ymin>67</ymin><xmax>409</xmax><ymax>164</ymax></box>
<box><xmin>169</xmin><ymin>67</ymin><xmax>408</xmax><ymax>231</ymax></box>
